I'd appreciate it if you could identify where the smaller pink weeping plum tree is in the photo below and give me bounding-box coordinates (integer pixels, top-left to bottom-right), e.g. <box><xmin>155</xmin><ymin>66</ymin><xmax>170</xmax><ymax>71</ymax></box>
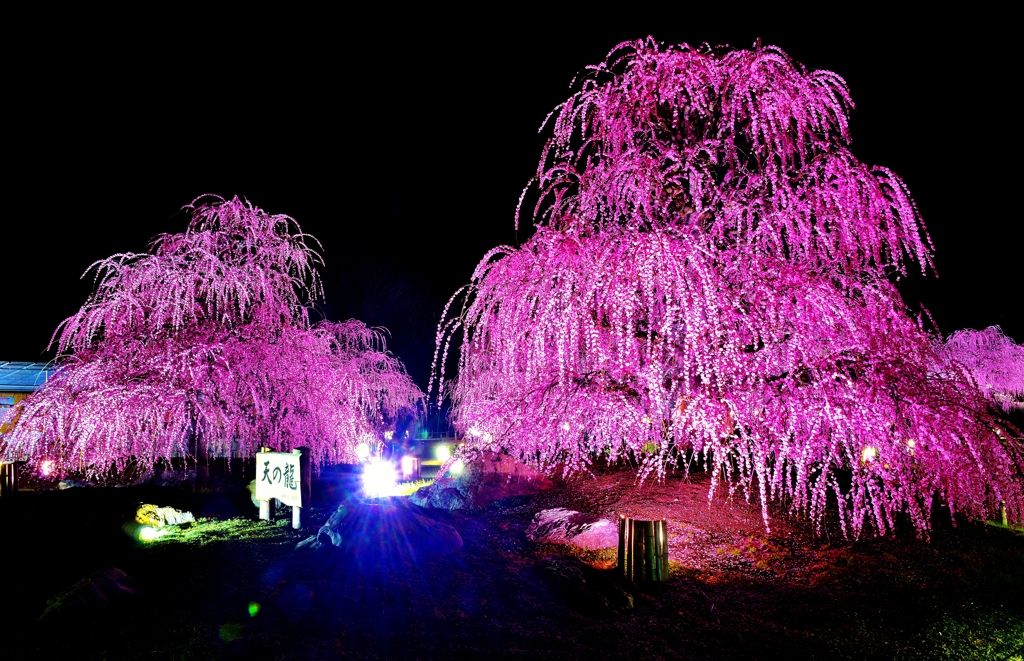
<box><xmin>434</xmin><ymin>39</ymin><xmax>1024</xmax><ymax>537</ymax></box>
<box><xmin>0</xmin><ymin>196</ymin><xmax>422</xmax><ymax>477</ymax></box>
<box><xmin>937</xmin><ymin>326</ymin><xmax>1024</xmax><ymax>412</ymax></box>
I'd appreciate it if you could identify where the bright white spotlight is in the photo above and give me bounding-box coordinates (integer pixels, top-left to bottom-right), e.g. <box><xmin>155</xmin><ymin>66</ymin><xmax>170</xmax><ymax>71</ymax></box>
<box><xmin>362</xmin><ymin>458</ymin><xmax>397</xmax><ymax>498</ymax></box>
<box><xmin>435</xmin><ymin>445</ymin><xmax>451</xmax><ymax>462</ymax></box>
<box><xmin>355</xmin><ymin>442</ymin><xmax>371</xmax><ymax>461</ymax></box>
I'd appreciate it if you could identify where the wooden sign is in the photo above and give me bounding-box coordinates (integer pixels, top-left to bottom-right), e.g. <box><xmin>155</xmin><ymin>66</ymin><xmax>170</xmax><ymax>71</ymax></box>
<box><xmin>255</xmin><ymin>447</ymin><xmax>311</xmax><ymax>529</ymax></box>
<box><xmin>256</xmin><ymin>449</ymin><xmax>304</xmax><ymax>507</ymax></box>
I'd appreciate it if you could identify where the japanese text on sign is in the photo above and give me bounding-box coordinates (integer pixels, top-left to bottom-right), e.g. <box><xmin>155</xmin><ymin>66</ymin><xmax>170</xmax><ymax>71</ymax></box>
<box><xmin>254</xmin><ymin>450</ymin><xmax>303</xmax><ymax>507</ymax></box>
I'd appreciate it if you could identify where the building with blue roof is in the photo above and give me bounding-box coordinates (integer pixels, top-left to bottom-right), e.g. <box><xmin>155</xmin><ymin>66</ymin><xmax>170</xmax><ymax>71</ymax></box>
<box><xmin>0</xmin><ymin>361</ymin><xmax>56</xmax><ymax>410</ymax></box>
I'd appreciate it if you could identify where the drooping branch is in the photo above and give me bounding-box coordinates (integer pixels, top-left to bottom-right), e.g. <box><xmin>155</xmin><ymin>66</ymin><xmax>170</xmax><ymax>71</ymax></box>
<box><xmin>3</xmin><ymin>196</ymin><xmax>423</xmax><ymax>477</ymax></box>
<box><xmin>439</xmin><ymin>39</ymin><xmax>1024</xmax><ymax>538</ymax></box>
<box><xmin>937</xmin><ymin>326</ymin><xmax>1024</xmax><ymax>412</ymax></box>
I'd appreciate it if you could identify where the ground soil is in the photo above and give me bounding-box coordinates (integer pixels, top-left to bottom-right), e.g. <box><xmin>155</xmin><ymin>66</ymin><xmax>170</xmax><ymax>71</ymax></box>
<box><xmin>1</xmin><ymin>461</ymin><xmax>1022</xmax><ymax>660</ymax></box>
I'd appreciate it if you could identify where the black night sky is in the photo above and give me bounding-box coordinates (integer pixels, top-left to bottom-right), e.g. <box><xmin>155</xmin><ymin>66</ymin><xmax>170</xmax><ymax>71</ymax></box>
<box><xmin>5</xmin><ymin>11</ymin><xmax>1020</xmax><ymax>393</ymax></box>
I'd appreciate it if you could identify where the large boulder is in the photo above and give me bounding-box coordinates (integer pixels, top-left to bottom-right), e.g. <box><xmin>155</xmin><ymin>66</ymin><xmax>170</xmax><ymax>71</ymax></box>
<box><xmin>410</xmin><ymin>452</ymin><xmax>555</xmax><ymax>510</ymax></box>
<box><xmin>39</xmin><ymin>567</ymin><xmax>140</xmax><ymax>622</ymax></box>
<box><xmin>297</xmin><ymin>497</ymin><xmax>462</xmax><ymax>563</ymax></box>
<box><xmin>526</xmin><ymin>508</ymin><xmax>618</xmax><ymax>550</ymax></box>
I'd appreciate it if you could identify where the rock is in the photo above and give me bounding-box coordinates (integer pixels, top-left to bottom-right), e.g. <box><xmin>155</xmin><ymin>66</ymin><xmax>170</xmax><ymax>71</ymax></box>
<box><xmin>315</xmin><ymin>502</ymin><xmax>350</xmax><ymax>548</ymax></box>
<box><xmin>409</xmin><ymin>452</ymin><xmax>555</xmax><ymax>510</ymax></box>
<box><xmin>408</xmin><ymin>485</ymin><xmax>469</xmax><ymax>511</ymax></box>
<box><xmin>38</xmin><ymin>567</ymin><xmax>139</xmax><ymax>622</ymax></box>
<box><xmin>526</xmin><ymin>508</ymin><xmax>619</xmax><ymax>550</ymax></box>
<box><xmin>58</xmin><ymin>479</ymin><xmax>92</xmax><ymax>489</ymax></box>
<box><xmin>135</xmin><ymin>504</ymin><xmax>195</xmax><ymax>527</ymax></box>
<box><xmin>297</xmin><ymin>497</ymin><xmax>462</xmax><ymax>563</ymax></box>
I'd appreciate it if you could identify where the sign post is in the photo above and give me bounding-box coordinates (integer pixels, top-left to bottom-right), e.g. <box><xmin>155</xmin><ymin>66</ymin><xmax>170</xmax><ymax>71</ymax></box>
<box><xmin>0</xmin><ymin>461</ymin><xmax>18</xmax><ymax>496</ymax></box>
<box><xmin>255</xmin><ymin>447</ymin><xmax>311</xmax><ymax>529</ymax></box>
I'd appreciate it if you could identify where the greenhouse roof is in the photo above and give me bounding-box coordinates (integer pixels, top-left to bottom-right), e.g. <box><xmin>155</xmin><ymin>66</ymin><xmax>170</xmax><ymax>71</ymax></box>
<box><xmin>0</xmin><ymin>362</ymin><xmax>56</xmax><ymax>392</ymax></box>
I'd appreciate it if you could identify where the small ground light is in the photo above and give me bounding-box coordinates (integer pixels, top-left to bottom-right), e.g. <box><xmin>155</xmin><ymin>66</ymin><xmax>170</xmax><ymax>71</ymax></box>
<box><xmin>435</xmin><ymin>445</ymin><xmax>451</xmax><ymax>462</ymax></box>
<box><xmin>450</xmin><ymin>459</ymin><xmax>465</xmax><ymax>475</ymax></box>
<box><xmin>122</xmin><ymin>521</ymin><xmax>160</xmax><ymax>543</ymax></box>
<box><xmin>248</xmin><ymin>602</ymin><xmax>260</xmax><ymax>617</ymax></box>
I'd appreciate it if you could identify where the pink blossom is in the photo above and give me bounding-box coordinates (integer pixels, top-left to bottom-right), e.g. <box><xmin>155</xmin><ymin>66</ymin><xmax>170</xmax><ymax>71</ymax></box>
<box><xmin>1</xmin><ymin>196</ymin><xmax>422</xmax><ymax>477</ymax></box>
<box><xmin>436</xmin><ymin>40</ymin><xmax>1023</xmax><ymax>537</ymax></box>
<box><xmin>938</xmin><ymin>326</ymin><xmax>1024</xmax><ymax>411</ymax></box>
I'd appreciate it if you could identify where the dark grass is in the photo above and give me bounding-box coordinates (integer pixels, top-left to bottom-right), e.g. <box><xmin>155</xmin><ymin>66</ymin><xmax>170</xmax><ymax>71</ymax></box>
<box><xmin>1</xmin><ymin>472</ymin><xmax>1021</xmax><ymax>660</ymax></box>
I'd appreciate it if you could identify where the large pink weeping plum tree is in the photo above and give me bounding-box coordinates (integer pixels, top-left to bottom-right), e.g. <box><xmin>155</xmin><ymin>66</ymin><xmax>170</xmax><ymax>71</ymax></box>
<box><xmin>434</xmin><ymin>39</ymin><xmax>1024</xmax><ymax>537</ymax></box>
<box><xmin>0</xmin><ymin>196</ymin><xmax>422</xmax><ymax>477</ymax></box>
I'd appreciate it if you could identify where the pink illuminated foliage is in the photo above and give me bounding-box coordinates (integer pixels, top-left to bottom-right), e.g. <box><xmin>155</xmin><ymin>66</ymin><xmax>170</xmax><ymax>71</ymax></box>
<box><xmin>435</xmin><ymin>39</ymin><xmax>1023</xmax><ymax>537</ymax></box>
<box><xmin>0</xmin><ymin>197</ymin><xmax>422</xmax><ymax>477</ymax></box>
<box><xmin>937</xmin><ymin>326</ymin><xmax>1024</xmax><ymax>412</ymax></box>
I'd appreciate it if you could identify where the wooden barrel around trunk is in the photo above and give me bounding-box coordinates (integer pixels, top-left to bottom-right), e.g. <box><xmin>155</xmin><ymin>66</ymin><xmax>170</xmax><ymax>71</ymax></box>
<box><xmin>617</xmin><ymin>516</ymin><xmax>668</xmax><ymax>582</ymax></box>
